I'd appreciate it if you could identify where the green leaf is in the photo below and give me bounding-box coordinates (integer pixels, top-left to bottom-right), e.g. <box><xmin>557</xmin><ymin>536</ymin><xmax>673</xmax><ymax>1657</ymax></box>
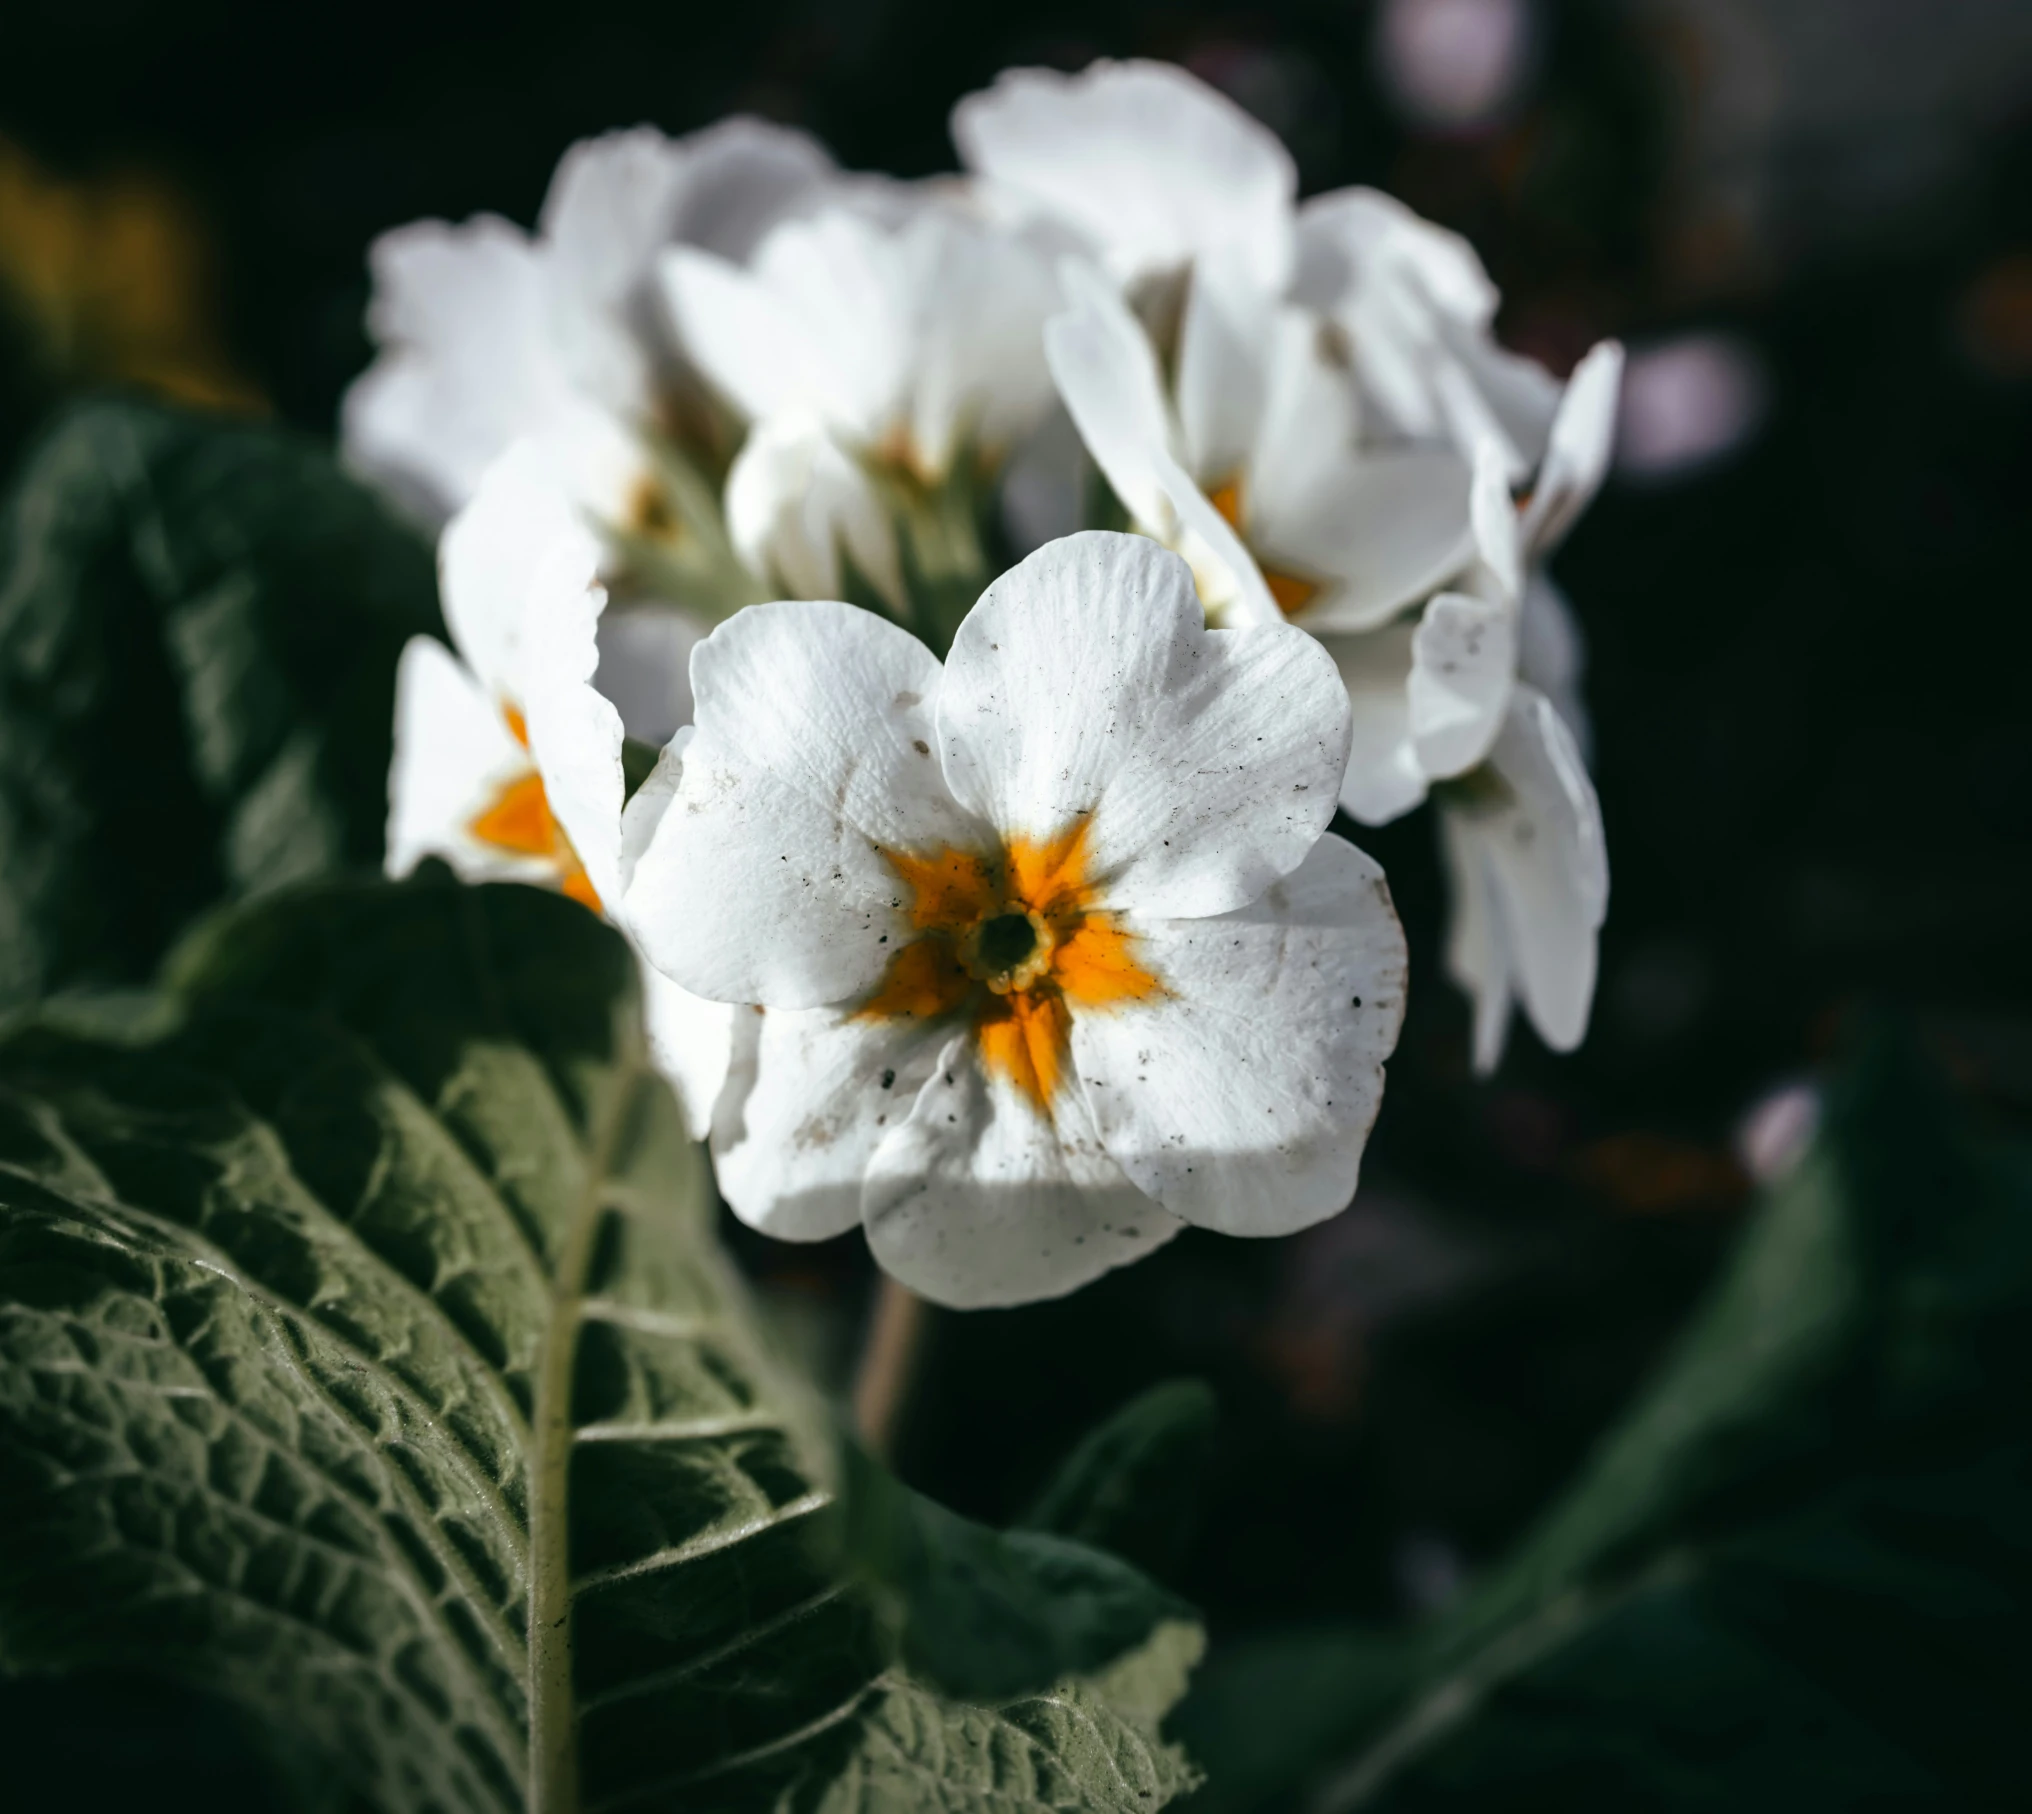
<box><xmin>0</xmin><ymin>871</ymin><xmax>1202</xmax><ymax>1812</ymax></box>
<box><xmin>1020</xmin><ymin>1380</ymin><xmax>1217</xmax><ymax>1582</ymax></box>
<box><xmin>842</xmin><ymin>1435</ymin><xmax>1198</xmax><ymax>1703</ymax></box>
<box><xmin>1180</xmin><ymin>1028</ymin><xmax>2032</xmax><ymax>1810</ymax></box>
<box><xmin>0</xmin><ymin>397</ymin><xmax>442</xmax><ymax>1015</ymax></box>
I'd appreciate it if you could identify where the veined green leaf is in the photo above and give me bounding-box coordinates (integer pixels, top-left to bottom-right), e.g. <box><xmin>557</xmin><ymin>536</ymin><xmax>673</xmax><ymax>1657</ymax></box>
<box><xmin>0</xmin><ymin>872</ymin><xmax>1201</xmax><ymax>1812</ymax></box>
<box><xmin>0</xmin><ymin>397</ymin><xmax>441</xmax><ymax>1014</ymax></box>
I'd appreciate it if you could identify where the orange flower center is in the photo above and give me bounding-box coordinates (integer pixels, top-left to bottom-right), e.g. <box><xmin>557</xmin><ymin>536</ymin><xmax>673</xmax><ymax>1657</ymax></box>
<box><xmin>858</xmin><ymin>819</ymin><xmax>1162</xmax><ymax>1114</ymax></box>
<box><xmin>1208</xmin><ymin>475</ymin><xmax>1321</xmax><ymax>618</ymax></box>
<box><xmin>467</xmin><ymin>705</ymin><xmax>600</xmax><ymax>910</ymax></box>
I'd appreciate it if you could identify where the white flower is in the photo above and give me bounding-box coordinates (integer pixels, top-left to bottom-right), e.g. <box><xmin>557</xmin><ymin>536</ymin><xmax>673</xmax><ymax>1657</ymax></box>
<box><xmin>1323</xmin><ymin>342</ymin><xmax>1623</xmax><ymax>1070</ymax></box>
<box><xmin>385</xmin><ymin>444</ymin><xmax>733</xmax><ymax>1134</ymax></box>
<box><xmin>660</xmin><ymin>198</ymin><xmax>1060</xmax><ymax>614</ymax></box>
<box><xmin>344</xmin><ymin>119</ymin><xmax>842</xmax><ymax>744</ymax></box>
<box><xmin>623</xmin><ymin>533</ymin><xmax>1407</xmax><ymax>1308</ymax></box>
<box><xmin>953</xmin><ymin>58</ymin><xmax>1298</xmax><ymax>296</ymax></box>
<box><xmin>1044</xmin><ymin>260</ymin><xmax>1476</xmax><ymax>633</ymax></box>
<box><xmin>345</xmin><ymin>119</ymin><xmax>837</xmax><ymax>526</ymax></box>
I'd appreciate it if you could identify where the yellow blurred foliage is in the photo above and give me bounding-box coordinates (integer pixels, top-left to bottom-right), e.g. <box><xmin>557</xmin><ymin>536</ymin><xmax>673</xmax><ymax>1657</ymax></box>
<box><xmin>0</xmin><ymin>136</ymin><xmax>265</xmax><ymax>414</ymax></box>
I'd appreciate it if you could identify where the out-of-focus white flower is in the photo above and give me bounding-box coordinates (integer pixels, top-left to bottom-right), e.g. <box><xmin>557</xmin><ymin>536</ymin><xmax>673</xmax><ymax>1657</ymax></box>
<box><xmin>722</xmin><ymin>412</ymin><xmax>907</xmax><ymax>611</ymax></box>
<box><xmin>623</xmin><ymin>533</ymin><xmax>1407</xmax><ymax>1308</ymax></box>
<box><xmin>1376</xmin><ymin>0</ymin><xmax>1537</xmax><ymax>133</ymax></box>
<box><xmin>953</xmin><ymin>58</ymin><xmax>1299</xmax><ymax>296</ymax></box>
<box><xmin>1044</xmin><ymin>261</ymin><xmax>1476</xmax><ymax>632</ymax></box>
<box><xmin>385</xmin><ymin>444</ymin><xmax>733</xmax><ymax>1134</ymax></box>
<box><xmin>345</xmin><ymin>119</ymin><xmax>836</xmax><ymax>527</ymax></box>
<box><xmin>1294</xmin><ymin>187</ymin><xmax>1563</xmax><ymax>482</ymax></box>
<box><xmin>345</xmin><ymin>120</ymin><xmax>843</xmax><ymax>745</ymax></box>
<box><xmin>1615</xmin><ymin>331</ymin><xmax>1767</xmax><ymax>481</ymax></box>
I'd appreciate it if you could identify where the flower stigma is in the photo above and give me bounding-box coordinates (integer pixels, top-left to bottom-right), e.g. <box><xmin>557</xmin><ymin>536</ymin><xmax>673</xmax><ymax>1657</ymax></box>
<box><xmin>858</xmin><ymin>819</ymin><xmax>1162</xmax><ymax>1112</ymax></box>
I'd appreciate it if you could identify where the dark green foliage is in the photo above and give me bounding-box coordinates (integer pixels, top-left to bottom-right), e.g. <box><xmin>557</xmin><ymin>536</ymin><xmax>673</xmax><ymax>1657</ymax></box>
<box><xmin>842</xmin><ymin>1435</ymin><xmax>1198</xmax><ymax>1703</ymax></box>
<box><xmin>1180</xmin><ymin>1029</ymin><xmax>2032</xmax><ymax>1810</ymax></box>
<box><xmin>0</xmin><ymin>873</ymin><xmax>1202</xmax><ymax>1812</ymax></box>
<box><xmin>0</xmin><ymin>397</ymin><xmax>442</xmax><ymax>1014</ymax></box>
<box><xmin>1021</xmin><ymin>1380</ymin><xmax>1218</xmax><ymax>1583</ymax></box>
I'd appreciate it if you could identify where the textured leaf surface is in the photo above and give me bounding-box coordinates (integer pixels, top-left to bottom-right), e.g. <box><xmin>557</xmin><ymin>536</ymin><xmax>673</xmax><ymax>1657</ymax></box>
<box><xmin>0</xmin><ymin>873</ymin><xmax>1200</xmax><ymax>1812</ymax></box>
<box><xmin>0</xmin><ymin>397</ymin><xmax>441</xmax><ymax>1013</ymax></box>
<box><xmin>1179</xmin><ymin>1031</ymin><xmax>2032</xmax><ymax>1811</ymax></box>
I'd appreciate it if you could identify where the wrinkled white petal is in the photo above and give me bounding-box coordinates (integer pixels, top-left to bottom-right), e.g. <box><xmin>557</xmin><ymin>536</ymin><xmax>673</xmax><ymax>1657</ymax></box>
<box><xmin>1519</xmin><ymin>339</ymin><xmax>1624</xmax><ymax>559</ymax></box>
<box><xmin>439</xmin><ymin>441</ymin><xmax>604</xmax><ymax>706</ymax></box>
<box><xmin>1044</xmin><ymin>263</ymin><xmax>1280</xmax><ymax>625</ymax></box>
<box><xmin>1074</xmin><ymin>834</ymin><xmax>1406</xmax><ymax>1235</ymax></box>
<box><xmin>625</xmin><ymin>600</ymin><xmax>983</xmax><ymax>1008</ymax></box>
<box><xmin>596</xmin><ymin>606</ymin><xmax>704</xmax><ymax>747</ymax></box>
<box><xmin>1407</xmin><ymin>592</ymin><xmax>1515</xmax><ymax>780</ymax></box>
<box><xmin>640</xmin><ymin>961</ymin><xmax>738</xmax><ymax>1143</ymax></box>
<box><xmin>954</xmin><ymin>59</ymin><xmax>1296</xmax><ymax>292</ymax></box>
<box><xmin>713</xmin><ymin>1005</ymin><xmax>950</xmax><ymax>1242</ymax></box>
<box><xmin>938</xmin><ymin>533</ymin><xmax>1349</xmax><ymax>918</ymax></box>
<box><xmin>724</xmin><ymin>413</ymin><xmax>903</xmax><ymax>610</ymax></box>
<box><xmin>385</xmin><ymin>634</ymin><xmax>542</xmax><ymax>884</ymax></box>
<box><xmin>863</xmin><ymin>1032</ymin><xmax>1182</xmax><ymax>1308</ymax></box>
<box><xmin>1442</xmin><ymin>686</ymin><xmax>1608</xmax><ymax>1070</ymax></box>
<box><xmin>1321</xmin><ymin>620</ymin><xmax>1428</xmax><ymax>826</ymax></box>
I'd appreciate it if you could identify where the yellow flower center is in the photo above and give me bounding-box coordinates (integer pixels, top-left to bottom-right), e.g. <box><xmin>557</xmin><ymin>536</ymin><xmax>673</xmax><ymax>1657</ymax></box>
<box><xmin>858</xmin><ymin>819</ymin><xmax>1162</xmax><ymax>1114</ymax></box>
<box><xmin>467</xmin><ymin>704</ymin><xmax>601</xmax><ymax>910</ymax></box>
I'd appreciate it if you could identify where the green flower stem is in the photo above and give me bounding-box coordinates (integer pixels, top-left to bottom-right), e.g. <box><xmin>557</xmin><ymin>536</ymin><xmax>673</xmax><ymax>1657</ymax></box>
<box><xmin>853</xmin><ymin>1273</ymin><xmax>931</xmax><ymax>1459</ymax></box>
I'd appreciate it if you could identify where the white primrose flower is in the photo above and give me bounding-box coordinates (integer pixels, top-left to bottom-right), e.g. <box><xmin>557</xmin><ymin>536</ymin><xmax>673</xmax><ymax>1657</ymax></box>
<box><xmin>953</xmin><ymin>59</ymin><xmax>1298</xmax><ymax>297</ymax></box>
<box><xmin>384</xmin><ymin>444</ymin><xmax>733</xmax><ymax>1134</ymax></box>
<box><xmin>622</xmin><ymin>532</ymin><xmax>1408</xmax><ymax>1308</ymax></box>
<box><xmin>1044</xmin><ymin>259</ymin><xmax>1478</xmax><ymax>635</ymax></box>
<box><xmin>344</xmin><ymin>119</ymin><xmax>843</xmax><ymax>744</ymax></box>
<box><xmin>1325</xmin><ymin>342</ymin><xmax>1624</xmax><ymax>1071</ymax></box>
<box><xmin>660</xmin><ymin>198</ymin><xmax>1060</xmax><ymax>613</ymax></box>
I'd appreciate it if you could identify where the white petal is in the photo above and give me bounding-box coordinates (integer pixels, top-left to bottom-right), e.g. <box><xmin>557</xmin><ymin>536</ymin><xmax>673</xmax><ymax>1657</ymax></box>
<box><xmin>385</xmin><ymin>635</ymin><xmax>544</xmax><ymax>884</ymax></box>
<box><xmin>1295</xmin><ymin>187</ymin><xmax>1498</xmax><ymax>330</ymax></box>
<box><xmin>658</xmin><ymin>243</ymin><xmax>854</xmax><ymax>433</ymax></box>
<box><xmin>618</xmin><ymin>728</ymin><xmax>687</xmax><ymax>898</ymax></box>
<box><xmin>1043</xmin><ymin>263</ymin><xmax>1281</xmax><ymax>625</ymax></box>
<box><xmin>1517</xmin><ymin>570</ymin><xmax>1590</xmax><ymax>762</ymax></box>
<box><xmin>596</xmin><ymin>606</ymin><xmax>704</xmax><ymax>747</ymax></box>
<box><xmin>1258</xmin><ymin>448</ymin><xmax>1476</xmax><ymax>634</ymax></box>
<box><xmin>1438</xmin><ymin>804</ymin><xmax>1513</xmax><ymax>1075</ymax></box>
<box><xmin>1174</xmin><ymin>271</ymin><xmax>1270</xmax><ymax>484</ymax></box>
<box><xmin>1074</xmin><ymin>834</ymin><xmax>1406</xmax><ymax>1235</ymax></box>
<box><xmin>1407</xmin><ymin>592</ymin><xmax>1515</xmax><ymax>780</ymax></box>
<box><xmin>1464</xmin><ymin>436</ymin><xmax>1524</xmax><ymax>605</ymax></box>
<box><xmin>901</xmin><ymin>207</ymin><xmax>1060</xmax><ymax>473</ymax></box>
<box><xmin>519</xmin><ymin>558</ymin><xmax>624</xmax><ymax>909</ymax></box>
<box><xmin>953</xmin><ymin>60</ymin><xmax>1296</xmax><ymax>291</ymax></box>
<box><xmin>624</xmin><ymin>600</ymin><xmax>983</xmax><ymax>1008</ymax></box>
<box><xmin>1519</xmin><ymin>339</ymin><xmax>1624</xmax><ymax>558</ymax></box>
<box><xmin>862</xmin><ymin>1032</ymin><xmax>1181</xmax><ymax>1308</ymax></box>
<box><xmin>937</xmin><ymin>532</ymin><xmax>1350</xmax><ymax>918</ymax></box>
<box><xmin>715</xmin><ymin>1006</ymin><xmax>950</xmax><ymax>1242</ymax></box>
<box><xmin>1445</xmin><ymin>687</ymin><xmax>1608</xmax><ymax>1068</ymax></box>
<box><xmin>1319</xmin><ymin>621</ymin><xmax>1429</xmax><ymax>826</ymax></box>
<box><xmin>342</xmin><ymin>217</ymin><xmax>640</xmax><ymax>523</ymax></box>
<box><xmin>640</xmin><ymin>960</ymin><xmax>738</xmax><ymax>1143</ymax></box>
<box><xmin>724</xmin><ymin>413</ymin><xmax>904</xmax><ymax>611</ymax></box>
<box><xmin>438</xmin><ymin>441</ymin><xmax>604</xmax><ymax>705</ymax></box>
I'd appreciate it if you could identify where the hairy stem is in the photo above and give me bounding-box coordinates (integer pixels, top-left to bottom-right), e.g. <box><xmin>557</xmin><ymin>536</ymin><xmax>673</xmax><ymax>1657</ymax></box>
<box><xmin>852</xmin><ymin>1273</ymin><xmax>930</xmax><ymax>1458</ymax></box>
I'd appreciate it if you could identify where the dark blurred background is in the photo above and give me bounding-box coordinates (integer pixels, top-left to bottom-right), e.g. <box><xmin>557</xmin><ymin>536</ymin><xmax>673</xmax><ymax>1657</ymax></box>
<box><xmin>3</xmin><ymin>0</ymin><xmax>2030</xmax><ymax>1801</ymax></box>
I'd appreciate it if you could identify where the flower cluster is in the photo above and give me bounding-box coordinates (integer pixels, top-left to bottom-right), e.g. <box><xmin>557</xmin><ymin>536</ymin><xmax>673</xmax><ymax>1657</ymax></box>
<box><xmin>360</xmin><ymin>59</ymin><xmax>1619</xmax><ymax>1307</ymax></box>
